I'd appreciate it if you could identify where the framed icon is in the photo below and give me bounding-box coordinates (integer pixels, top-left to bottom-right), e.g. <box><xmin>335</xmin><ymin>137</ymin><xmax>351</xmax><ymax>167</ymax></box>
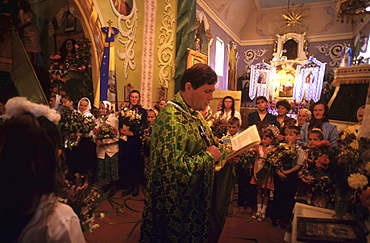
<box><xmin>124</xmin><ymin>83</ymin><xmax>134</xmax><ymax>102</ymax></box>
<box><xmin>187</xmin><ymin>48</ymin><xmax>208</xmax><ymax>68</ymax></box>
<box><xmin>64</xmin><ymin>14</ymin><xmax>76</xmax><ymax>32</ymax></box>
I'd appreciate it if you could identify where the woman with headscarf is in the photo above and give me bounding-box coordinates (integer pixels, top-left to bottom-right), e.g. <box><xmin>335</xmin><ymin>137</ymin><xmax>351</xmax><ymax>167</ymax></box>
<box><xmin>298</xmin><ymin>101</ymin><xmax>339</xmax><ymax>147</ymax></box>
<box><xmin>118</xmin><ymin>90</ymin><xmax>147</xmax><ymax>197</ymax></box>
<box><xmin>49</xmin><ymin>94</ymin><xmax>62</xmax><ymax>113</ymax></box>
<box><xmin>66</xmin><ymin>97</ymin><xmax>97</xmax><ymax>182</ymax></box>
<box><xmin>95</xmin><ymin>101</ymin><xmax>119</xmax><ymax>192</ymax></box>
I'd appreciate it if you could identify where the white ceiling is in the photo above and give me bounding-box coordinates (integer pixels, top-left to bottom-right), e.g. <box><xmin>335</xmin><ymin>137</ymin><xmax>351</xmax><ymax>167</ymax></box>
<box><xmin>255</xmin><ymin>0</ymin><xmax>334</xmax><ymax>9</ymax></box>
<box><xmin>198</xmin><ymin>0</ymin><xmax>357</xmax><ymax>45</ymax></box>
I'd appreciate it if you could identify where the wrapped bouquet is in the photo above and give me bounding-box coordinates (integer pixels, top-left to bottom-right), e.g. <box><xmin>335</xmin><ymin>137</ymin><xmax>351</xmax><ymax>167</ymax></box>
<box><xmin>119</xmin><ymin>107</ymin><xmax>142</xmax><ymax>141</ymax></box>
<box><xmin>93</xmin><ymin>122</ymin><xmax>118</xmax><ymax>140</ymax></box>
<box><xmin>59</xmin><ymin>107</ymin><xmax>96</xmax><ymax>149</ymax></box>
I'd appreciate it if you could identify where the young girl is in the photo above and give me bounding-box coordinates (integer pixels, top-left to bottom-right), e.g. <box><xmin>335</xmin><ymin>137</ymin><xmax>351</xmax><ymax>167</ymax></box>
<box><xmin>251</xmin><ymin>127</ymin><xmax>278</xmax><ymax>221</ymax></box>
<box><xmin>295</xmin><ymin>129</ymin><xmax>324</xmax><ymax>205</ymax></box>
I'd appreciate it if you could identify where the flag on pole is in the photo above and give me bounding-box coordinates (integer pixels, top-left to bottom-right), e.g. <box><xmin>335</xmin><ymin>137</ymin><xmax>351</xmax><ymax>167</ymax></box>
<box><xmin>100</xmin><ymin>23</ymin><xmax>119</xmax><ymax>105</ymax></box>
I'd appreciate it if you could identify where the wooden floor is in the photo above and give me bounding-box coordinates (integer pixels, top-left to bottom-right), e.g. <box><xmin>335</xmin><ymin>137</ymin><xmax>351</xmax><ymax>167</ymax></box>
<box><xmin>84</xmin><ymin>187</ymin><xmax>286</xmax><ymax>243</ymax></box>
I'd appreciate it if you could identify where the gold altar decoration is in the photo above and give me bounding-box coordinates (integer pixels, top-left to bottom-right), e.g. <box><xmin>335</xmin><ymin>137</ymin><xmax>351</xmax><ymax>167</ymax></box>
<box><xmin>281</xmin><ymin>4</ymin><xmax>310</xmax><ymax>34</ymax></box>
<box><xmin>332</xmin><ymin>65</ymin><xmax>370</xmax><ymax>87</ymax></box>
<box><xmin>336</xmin><ymin>0</ymin><xmax>370</xmax><ymax>23</ymax></box>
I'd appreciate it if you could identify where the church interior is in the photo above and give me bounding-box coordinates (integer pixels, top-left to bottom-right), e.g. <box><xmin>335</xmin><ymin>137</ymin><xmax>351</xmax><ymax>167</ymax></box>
<box><xmin>1</xmin><ymin>0</ymin><xmax>370</xmax><ymax>242</ymax></box>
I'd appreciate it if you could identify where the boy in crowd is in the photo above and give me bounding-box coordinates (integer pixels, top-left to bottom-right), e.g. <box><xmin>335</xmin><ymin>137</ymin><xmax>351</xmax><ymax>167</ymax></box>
<box><xmin>272</xmin><ymin>125</ymin><xmax>305</xmax><ymax>230</ymax></box>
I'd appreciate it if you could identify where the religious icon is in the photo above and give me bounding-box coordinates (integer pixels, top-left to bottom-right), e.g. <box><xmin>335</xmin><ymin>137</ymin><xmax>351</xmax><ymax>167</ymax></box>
<box><xmin>339</xmin><ymin>44</ymin><xmax>353</xmax><ymax>67</ymax></box>
<box><xmin>107</xmin><ymin>71</ymin><xmax>117</xmax><ymax>102</ymax></box>
<box><xmin>305</xmin><ymin>71</ymin><xmax>314</xmax><ymax>84</ymax></box>
<box><xmin>279</xmin><ymin>71</ymin><xmax>295</xmax><ymax>97</ymax></box>
<box><xmin>64</xmin><ymin>14</ymin><xmax>76</xmax><ymax>32</ymax></box>
<box><xmin>124</xmin><ymin>83</ymin><xmax>134</xmax><ymax>102</ymax></box>
<box><xmin>257</xmin><ymin>72</ymin><xmax>266</xmax><ymax>84</ymax></box>
<box><xmin>157</xmin><ymin>87</ymin><xmax>168</xmax><ymax>101</ymax></box>
<box><xmin>112</xmin><ymin>0</ymin><xmax>132</xmax><ymax>16</ymax></box>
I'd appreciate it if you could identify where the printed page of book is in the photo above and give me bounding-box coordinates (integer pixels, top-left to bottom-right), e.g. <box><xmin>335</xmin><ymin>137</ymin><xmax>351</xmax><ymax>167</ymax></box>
<box><xmin>227</xmin><ymin>125</ymin><xmax>261</xmax><ymax>159</ymax></box>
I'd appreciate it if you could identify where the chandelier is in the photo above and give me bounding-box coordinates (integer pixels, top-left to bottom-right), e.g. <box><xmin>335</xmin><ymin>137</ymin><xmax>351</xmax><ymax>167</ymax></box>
<box><xmin>336</xmin><ymin>0</ymin><xmax>370</xmax><ymax>23</ymax></box>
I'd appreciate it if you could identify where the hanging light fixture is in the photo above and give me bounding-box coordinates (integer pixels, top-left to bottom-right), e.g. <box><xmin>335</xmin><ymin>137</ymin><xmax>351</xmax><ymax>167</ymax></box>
<box><xmin>336</xmin><ymin>0</ymin><xmax>370</xmax><ymax>23</ymax></box>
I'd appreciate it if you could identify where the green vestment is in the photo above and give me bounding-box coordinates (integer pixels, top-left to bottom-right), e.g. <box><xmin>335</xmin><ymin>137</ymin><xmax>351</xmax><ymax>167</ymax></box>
<box><xmin>140</xmin><ymin>93</ymin><xmax>217</xmax><ymax>242</ymax></box>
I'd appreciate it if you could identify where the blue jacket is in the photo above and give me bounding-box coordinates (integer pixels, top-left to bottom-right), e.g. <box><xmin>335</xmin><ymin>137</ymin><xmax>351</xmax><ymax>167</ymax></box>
<box><xmin>298</xmin><ymin>122</ymin><xmax>339</xmax><ymax>147</ymax></box>
<box><xmin>248</xmin><ymin>111</ymin><xmax>277</xmax><ymax>127</ymax></box>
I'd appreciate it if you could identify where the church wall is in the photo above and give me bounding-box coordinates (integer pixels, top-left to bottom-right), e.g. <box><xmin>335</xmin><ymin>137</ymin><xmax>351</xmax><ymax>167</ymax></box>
<box><xmin>31</xmin><ymin>0</ymin><xmax>177</xmax><ymax>108</ymax></box>
<box><xmin>31</xmin><ymin>0</ymin><xmax>80</xmax><ymax>70</ymax></box>
<box><xmin>27</xmin><ymin>1</ymin><xmax>368</xmax><ymax>107</ymax></box>
<box><xmin>196</xmin><ymin>5</ymin><xmax>239</xmax><ymax>89</ymax></box>
<box><xmin>93</xmin><ymin>0</ymin><xmax>177</xmax><ymax>107</ymax></box>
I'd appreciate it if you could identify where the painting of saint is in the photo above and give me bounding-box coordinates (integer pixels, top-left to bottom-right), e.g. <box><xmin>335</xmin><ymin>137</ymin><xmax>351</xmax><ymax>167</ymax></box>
<box><xmin>305</xmin><ymin>71</ymin><xmax>314</xmax><ymax>84</ymax></box>
<box><xmin>257</xmin><ymin>72</ymin><xmax>266</xmax><ymax>84</ymax></box>
<box><xmin>112</xmin><ymin>0</ymin><xmax>132</xmax><ymax>16</ymax></box>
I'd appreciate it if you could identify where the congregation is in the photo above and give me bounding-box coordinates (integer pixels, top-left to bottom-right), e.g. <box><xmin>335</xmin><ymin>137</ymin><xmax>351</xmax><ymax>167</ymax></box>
<box><xmin>0</xmin><ymin>64</ymin><xmax>367</xmax><ymax>242</ymax></box>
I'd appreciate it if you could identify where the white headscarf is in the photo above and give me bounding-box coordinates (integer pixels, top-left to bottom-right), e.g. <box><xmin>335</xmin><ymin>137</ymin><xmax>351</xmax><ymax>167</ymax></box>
<box><xmin>77</xmin><ymin>97</ymin><xmax>92</xmax><ymax>117</ymax></box>
<box><xmin>5</xmin><ymin>97</ymin><xmax>60</xmax><ymax>125</ymax></box>
<box><xmin>101</xmin><ymin>101</ymin><xmax>112</xmax><ymax>112</ymax></box>
<box><xmin>51</xmin><ymin>94</ymin><xmax>62</xmax><ymax>112</ymax></box>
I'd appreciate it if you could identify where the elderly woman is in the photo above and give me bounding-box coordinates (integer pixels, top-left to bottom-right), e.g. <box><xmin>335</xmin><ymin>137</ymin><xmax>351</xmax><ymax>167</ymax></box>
<box><xmin>118</xmin><ymin>90</ymin><xmax>147</xmax><ymax>197</ymax></box>
<box><xmin>296</xmin><ymin>108</ymin><xmax>311</xmax><ymax>129</ymax></box>
<box><xmin>298</xmin><ymin>101</ymin><xmax>339</xmax><ymax>147</ymax></box>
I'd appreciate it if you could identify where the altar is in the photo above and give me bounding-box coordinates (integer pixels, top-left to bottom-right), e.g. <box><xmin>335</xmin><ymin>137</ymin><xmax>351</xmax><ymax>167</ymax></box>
<box><xmin>284</xmin><ymin>203</ymin><xmax>367</xmax><ymax>243</ymax></box>
<box><xmin>249</xmin><ymin>33</ymin><xmax>326</xmax><ymax>104</ymax></box>
<box><xmin>328</xmin><ymin>64</ymin><xmax>370</xmax><ymax>123</ymax></box>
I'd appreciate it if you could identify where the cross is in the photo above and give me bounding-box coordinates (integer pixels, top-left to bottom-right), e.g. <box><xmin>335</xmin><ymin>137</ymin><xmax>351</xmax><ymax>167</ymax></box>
<box><xmin>107</xmin><ymin>19</ymin><xmax>113</xmax><ymax>38</ymax></box>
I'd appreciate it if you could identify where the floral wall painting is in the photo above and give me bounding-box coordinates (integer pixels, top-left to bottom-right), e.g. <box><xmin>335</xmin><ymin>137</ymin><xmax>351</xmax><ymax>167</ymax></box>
<box><xmin>64</xmin><ymin>13</ymin><xmax>76</xmax><ymax>32</ymax></box>
<box><xmin>157</xmin><ymin>87</ymin><xmax>168</xmax><ymax>102</ymax></box>
<box><xmin>187</xmin><ymin>49</ymin><xmax>208</xmax><ymax>68</ymax></box>
<box><xmin>124</xmin><ymin>83</ymin><xmax>134</xmax><ymax>102</ymax></box>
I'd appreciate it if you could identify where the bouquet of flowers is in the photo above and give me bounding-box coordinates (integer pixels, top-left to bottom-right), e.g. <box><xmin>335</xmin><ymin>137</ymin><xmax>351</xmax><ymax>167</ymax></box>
<box><xmin>239</xmin><ymin>148</ymin><xmax>258</xmax><ymax>175</ymax></box>
<box><xmin>59</xmin><ymin>107</ymin><xmax>96</xmax><ymax>149</ymax></box>
<box><xmin>93</xmin><ymin>122</ymin><xmax>118</xmax><ymax>140</ymax></box>
<box><xmin>268</xmin><ymin>143</ymin><xmax>298</xmax><ymax>169</ymax></box>
<box><xmin>256</xmin><ymin>143</ymin><xmax>298</xmax><ymax>181</ymax></box>
<box><xmin>63</xmin><ymin>175</ymin><xmax>106</xmax><ymax>233</ymax></box>
<box><xmin>210</xmin><ymin>119</ymin><xmax>228</xmax><ymax>139</ymax></box>
<box><xmin>119</xmin><ymin>107</ymin><xmax>142</xmax><ymax>141</ymax></box>
<box><xmin>329</xmin><ymin>134</ymin><xmax>369</xmax><ymax>218</ymax></box>
<box><xmin>65</xmin><ymin>37</ymin><xmax>92</xmax><ymax>72</ymax></box>
<box><xmin>298</xmin><ymin>140</ymin><xmax>336</xmax><ymax>207</ymax></box>
<box><xmin>120</xmin><ymin>107</ymin><xmax>142</xmax><ymax>128</ymax></box>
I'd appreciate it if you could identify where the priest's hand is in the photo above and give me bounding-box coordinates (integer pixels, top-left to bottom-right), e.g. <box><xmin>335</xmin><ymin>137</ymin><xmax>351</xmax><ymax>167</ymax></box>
<box><xmin>206</xmin><ymin>145</ymin><xmax>221</xmax><ymax>162</ymax></box>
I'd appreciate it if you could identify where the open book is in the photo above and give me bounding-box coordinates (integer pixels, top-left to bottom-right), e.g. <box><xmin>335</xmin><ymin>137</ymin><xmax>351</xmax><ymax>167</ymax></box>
<box><xmin>227</xmin><ymin>125</ymin><xmax>261</xmax><ymax>159</ymax></box>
